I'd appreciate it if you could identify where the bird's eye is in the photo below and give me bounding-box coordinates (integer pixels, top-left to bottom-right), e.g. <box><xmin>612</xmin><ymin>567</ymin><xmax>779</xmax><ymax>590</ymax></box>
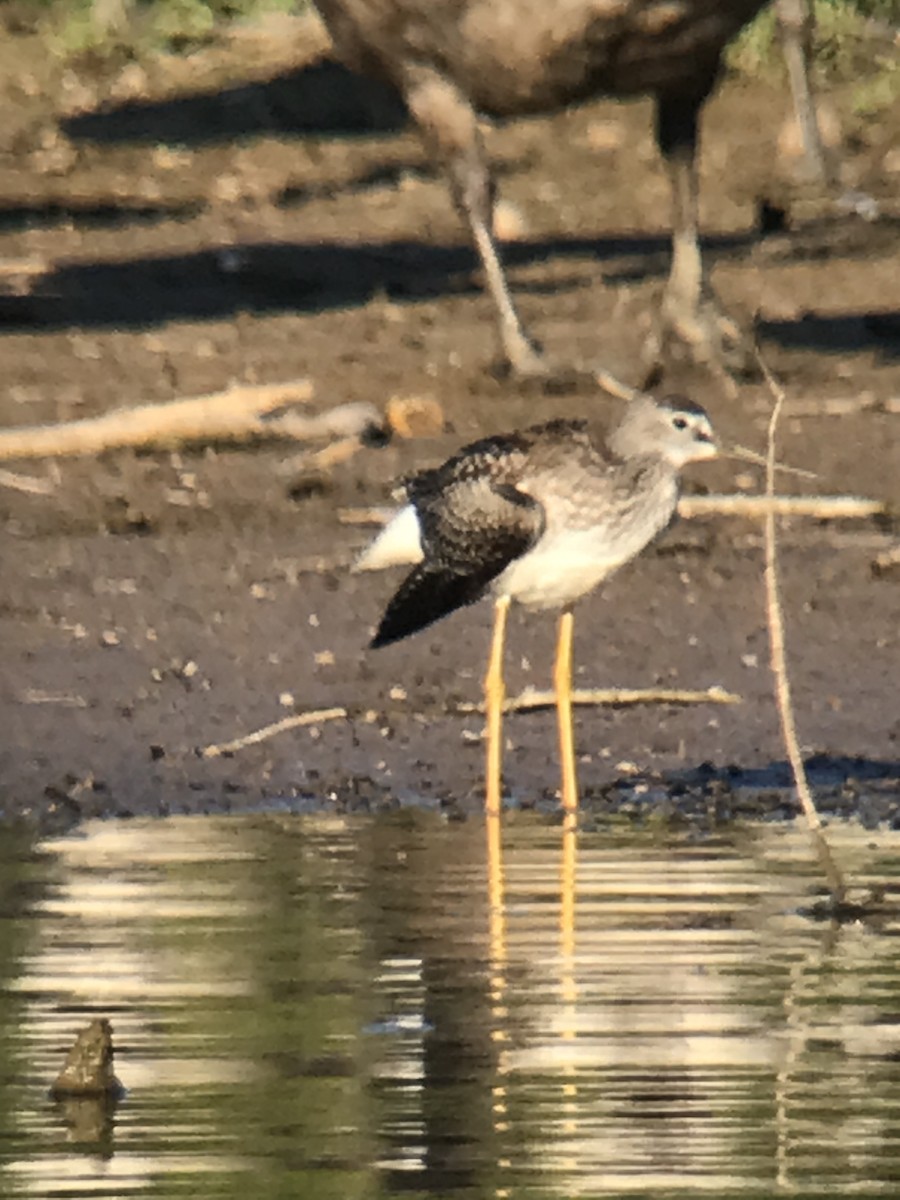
<box><xmin>672</xmin><ymin>416</ymin><xmax>688</xmax><ymax>430</ymax></box>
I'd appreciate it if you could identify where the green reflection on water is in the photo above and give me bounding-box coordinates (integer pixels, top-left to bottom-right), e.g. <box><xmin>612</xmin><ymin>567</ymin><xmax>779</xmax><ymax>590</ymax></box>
<box><xmin>0</xmin><ymin>812</ymin><xmax>899</xmax><ymax>1199</ymax></box>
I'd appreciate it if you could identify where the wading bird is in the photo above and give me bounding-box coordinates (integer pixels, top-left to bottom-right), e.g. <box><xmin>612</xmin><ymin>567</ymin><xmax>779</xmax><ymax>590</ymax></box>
<box><xmin>356</xmin><ymin>394</ymin><xmax>718</xmax><ymax>812</ymax></box>
<box><xmin>313</xmin><ymin>0</ymin><xmax>823</xmax><ymax>377</ymax></box>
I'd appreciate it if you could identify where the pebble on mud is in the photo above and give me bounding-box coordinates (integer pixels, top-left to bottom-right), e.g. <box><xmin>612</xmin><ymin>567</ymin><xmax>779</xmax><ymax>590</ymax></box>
<box><xmin>872</xmin><ymin>546</ymin><xmax>900</xmax><ymax>580</ymax></box>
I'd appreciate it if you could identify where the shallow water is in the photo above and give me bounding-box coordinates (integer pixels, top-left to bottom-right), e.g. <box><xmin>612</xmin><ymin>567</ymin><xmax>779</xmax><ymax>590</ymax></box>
<box><xmin>1</xmin><ymin>812</ymin><xmax>900</xmax><ymax>1199</ymax></box>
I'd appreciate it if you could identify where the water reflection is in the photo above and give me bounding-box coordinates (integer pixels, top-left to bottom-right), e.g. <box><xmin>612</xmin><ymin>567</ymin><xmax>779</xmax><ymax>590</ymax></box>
<box><xmin>1</xmin><ymin>812</ymin><xmax>899</xmax><ymax>1197</ymax></box>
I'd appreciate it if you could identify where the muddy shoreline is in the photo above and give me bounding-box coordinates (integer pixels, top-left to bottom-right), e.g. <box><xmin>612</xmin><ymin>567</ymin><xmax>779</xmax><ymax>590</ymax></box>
<box><xmin>0</xmin><ymin>21</ymin><xmax>898</xmax><ymax>835</ymax></box>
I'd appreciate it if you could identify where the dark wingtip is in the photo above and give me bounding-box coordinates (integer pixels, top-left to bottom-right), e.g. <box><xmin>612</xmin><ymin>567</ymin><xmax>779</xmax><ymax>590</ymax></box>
<box><xmin>369</xmin><ymin>564</ymin><xmax>490</xmax><ymax>650</ymax></box>
<box><xmin>369</xmin><ymin>600</ymin><xmax>426</xmax><ymax>649</ymax></box>
<box><xmin>369</xmin><ymin>628</ymin><xmax>398</xmax><ymax>650</ymax></box>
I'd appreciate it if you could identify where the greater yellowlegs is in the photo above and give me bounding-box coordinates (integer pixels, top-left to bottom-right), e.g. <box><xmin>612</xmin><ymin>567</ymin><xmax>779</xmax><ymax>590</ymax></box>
<box><xmin>356</xmin><ymin>394</ymin><xmax>718</xmax><ymax>812</ymax></box>
<box><xmin>312</xmin><ymin>0</ymin><xmax>783</xmax><ymax>373</ymax></box>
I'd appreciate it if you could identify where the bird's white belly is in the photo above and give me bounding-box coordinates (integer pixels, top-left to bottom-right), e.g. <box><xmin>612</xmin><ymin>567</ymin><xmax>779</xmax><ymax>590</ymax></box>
<box><xmin>492</xmin><ymin>528</ymin><xmax>625</xmax><ymax>610</ymax></box>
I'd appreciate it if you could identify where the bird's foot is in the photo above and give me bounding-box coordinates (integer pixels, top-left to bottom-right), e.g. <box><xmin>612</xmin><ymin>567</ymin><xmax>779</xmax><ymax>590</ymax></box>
<box><xmin>496</xmin><ymin>328</ymin><xmax>639</xmax><ymax>394</ymax></box>
<box><xmin>492</xmin><ymin>336</ymin><xmax>590</xmax><ymax>392</ymax></box>
<box><xmin>645</xmin><ymin>288</ymin><xmax>757</xmax><ymax>378</ymax></box>
<box><xmin>496</xmin><ymin>328</ymin><xmax>556</xmax><ymax>380</ymax></box>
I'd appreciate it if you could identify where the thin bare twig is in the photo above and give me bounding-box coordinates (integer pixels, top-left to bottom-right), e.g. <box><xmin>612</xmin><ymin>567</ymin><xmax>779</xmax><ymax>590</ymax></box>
<box><xmin>338</xmin><ymin>506</ymin><xmax>397</xmax><ymax>527</ymax></box>
<box><xmin>725</xmin><ymin>443</ymin><xmax>818</xmax><ymax>479</ymax></box>
<box><xmin>198</xmin><ymin>685</ymin><xmax>736</xmax><ymax>759</ymax></box>
<box><xmin>339</xmin><ymin>495</ymin><xmax>885</xmax><ymax>531</ymax></box>
<box><xmin>679</xmin><ymin>494</ymin><xmax>884</xmax><ymax>520</ymax></box>
<box><xmin>0</xmin><ymin>256</ymin><xmax>47</xmax><ymax>280</ymax></box>
<box><xmin>454</xmin><ymin>684</ymin><xmax>741</xmax><ymax>715</ymax></box>
<box><xmin>0</xmin><ymin>467</ymin><xmax>56</xmax><ymax>495</ymax></box>
<box><xmin>0</xmin><ymin>380</ymin><xmax>317</xmax><ymax>460</ymax></box>
<box><xmin>756</xmin><ymin>350</ymin><xmax>846</xmax><ymax>902</ymax></box>
<box><xmin>201</xmin><ymin>706</ymin><xmax>348</xmax><ymax>758</ymax></box>
<box><xmin>785</xmin><ymin>395</ymin><xmax>900</xmax><ymax>417</ymax></box>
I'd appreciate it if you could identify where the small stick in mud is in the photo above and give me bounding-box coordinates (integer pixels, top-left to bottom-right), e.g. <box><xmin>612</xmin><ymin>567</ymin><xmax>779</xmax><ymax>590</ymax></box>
<box><xmin>0</xmin><ymin>466</ymin><xmax>57</xmax><ymax>494</ymax></box>
<box><xmin>678</xmin><ymin>495</ymin><xmax>885</xmax><ymax>520</ymax></box>
<box><xmin>453</xmin><ymin>684</ymin><xmax>741</xmax><ymax>715</ymax></box>
<box><xmin>339</xmin><ymin>492</ymin><xmax>886</xmax><ymax>533</ymax></box>
<box><xmin>198</xmin><ymin>689</ymin><xmax>738</xmax><ymax>759</ymax></box>
<box><xmin>785</xmin><ymin>396</ymin><xmax>900</xmax><ymax>417</ymax></box>
<box><xmin>756</xmin><ymin>348</ymin><xmax>847</xmax><ymax>904</ymax></box>
<box><xmin>201</xmin><ymin>706</ymin><xmax>349</xmax><ymax>758</ymax></box>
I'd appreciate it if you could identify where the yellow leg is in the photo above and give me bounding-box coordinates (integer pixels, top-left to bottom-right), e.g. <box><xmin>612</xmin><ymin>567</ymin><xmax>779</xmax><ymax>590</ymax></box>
<box><xmin>554</xmin><ymin>606</ymin><xmax>579</xmax><ymax>813</ymax></box>
<box><xmin>484</xmin><ymin>595</ymin><xmax>510</xmax><ymax>816</ymax></box>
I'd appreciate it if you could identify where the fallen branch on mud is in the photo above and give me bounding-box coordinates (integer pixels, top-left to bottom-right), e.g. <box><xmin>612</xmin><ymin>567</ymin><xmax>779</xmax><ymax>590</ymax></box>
<box><xmin>0</xmin><ymin>467</ymin><xmax>57</xmax><ymax>495</ymax></box>
<box><xmin>201</xmin><ymin>706</ymin><xmax>349</xmax><ymax>758</ymax></box>
<box><xmin>678</xmin><ymin>494</ymin><xmax>885</xmax><ymax>520</ymax></box>
<box><xmin>453</xmin><ymin>684</ymin><xmax>740</xmax><ymax>715</ymax></box>
<box><xmin>338</xmin><ymin>491</ymin><xmax>886</xmax><ymax>534</ymax></box>
<box><xmin>281</xmin><ymin>394</ymin><xmax>445</xmax><ymax>476</ymax></box>
<box><xmin>0</xmin><ymin>383</ymin><xmax>447</xmax><ymax>473</ymax></box>
<box><xmin>198</xmin><ymin>686</ymin><xmax>739</xmax><ymax>758</ymax></box>
<box><xmin>756</xmin><ymin>347</ymin><xmax>847</xmax><ymax>905</ymax></box>
<box><xmin>784</xmin><ymin>395</ymin><xmax>900</xmax><ymax>417</ymax></box>
<box><xmin>0</xmin><ymin>256</ymin><xmax>46</xmax><ymax>277</ymax></box>
<box><xmin>0</xmin><ymin>379</ymin><xmax>383</xmax><ymax>460</ymax></box>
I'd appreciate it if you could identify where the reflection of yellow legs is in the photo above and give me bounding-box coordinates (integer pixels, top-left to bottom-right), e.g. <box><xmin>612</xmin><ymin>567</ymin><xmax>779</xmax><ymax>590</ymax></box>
<box><xmin>484</xmin><ymin>596</ymin><xmax>511</xmax><ymax>816</ymax></box>
<box><xmin>486</xmin><ymin>813</ymin><xmax>507</xmax><ymax>982</ymax></box>
<box><xmin>560</xmin><ymin>808</ymin><xmax>579</xmax><ymax>1125</ymax></box>
<box><xmin>486</xmin><ymin>812</ymin><xmax>510</xmax><ymax>1144</ymax></box>
<box><xmin>554</xmin><ymin>606</ymin><xmax>579</xmax><ymax>813</ymax></box>
<box><xmin>560</xmin><ymin>809</ymin><xmax>577</xmax><ymax>964</ymax></box>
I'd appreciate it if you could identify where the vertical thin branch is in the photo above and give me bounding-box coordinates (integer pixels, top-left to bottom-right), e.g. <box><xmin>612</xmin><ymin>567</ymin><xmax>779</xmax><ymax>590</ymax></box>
<box><xmin>757</xmin><ymin>351</ymin><xmax>847</xmax><ymax>902</ymax></box>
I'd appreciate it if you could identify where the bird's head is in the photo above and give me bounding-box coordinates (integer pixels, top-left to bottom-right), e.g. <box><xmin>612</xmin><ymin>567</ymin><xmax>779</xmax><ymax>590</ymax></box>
<box><xmin>612</xmin><ymin>394</ymin><xmax>718</xmax><ymax>468</ymax></box>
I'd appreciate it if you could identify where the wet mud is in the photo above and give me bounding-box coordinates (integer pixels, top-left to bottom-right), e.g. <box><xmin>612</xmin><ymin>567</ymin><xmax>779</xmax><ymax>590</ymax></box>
<box><xmin>0</xmin><ymin>15</ymin><xmax>897</xmax><ymax>833</ymax></box>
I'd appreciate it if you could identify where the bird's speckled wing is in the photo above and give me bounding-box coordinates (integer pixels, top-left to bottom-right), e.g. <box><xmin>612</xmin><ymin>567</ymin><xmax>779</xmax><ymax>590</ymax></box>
<box><xmin>371</xmin><ymin>433</ymin><xmax>545</xmax><ymax>647</ymax></box>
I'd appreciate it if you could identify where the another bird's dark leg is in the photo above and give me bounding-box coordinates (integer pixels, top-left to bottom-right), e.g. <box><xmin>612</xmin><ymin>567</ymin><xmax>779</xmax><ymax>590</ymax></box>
<box><xmin>650</xmin><ymin>80</ymin><xmax>752</xmax><ymax>373</ymax></box>
<box><xmin>402</xmin><ymin>67</ymin><xmax>546</xmax><ymax>378</ymax></box>
<box><xmin>484</xmin><ymin>595</ymin><xmax>511</xmax><ymax>815</ymax></box>
<box><xmin>553</xmin><ymin>605</ymin><xmax>578</xmax><ymax>814</ymax></box>
<box><xmin>777</xmin><ymin>0</ymin><xmax>830</xmax><ymax>185</ymax></box>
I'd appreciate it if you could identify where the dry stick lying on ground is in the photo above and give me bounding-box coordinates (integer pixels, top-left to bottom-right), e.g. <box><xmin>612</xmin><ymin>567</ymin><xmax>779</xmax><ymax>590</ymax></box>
<box><xmin>0</xmin><ymin>380</ymin><xmax>387</xmax><ymax>460</ymax></box>
<box><xmin>0</xmin><ymin>257</ymin><xmax>46</xmax><ymax>280</ymax></box>
<box><xmin>0</xmin><ymin>467</ymin><xmax>56</xmax><ymax>495</ymax></box>
<box><xmin>199</xmin><ymin>687</ymin><xmax>740</xmax><ymax>759</ymax></box>
<box><xmin>454</xmin><ymin>684</ymin><xmax>740</xmax><ymax>714</ymax></box>
<box><xmin>786</xmin><ymin>396</ymin><xmax>900</xmax><ymax>417</ymax></box>
<box><xmin>338</xmin><ymin>491</ymin><xmax>886</xmax><ymax>532</ymax></box>
<box><xmin>679</xmin><ymin>495</ymin><xmax>885</xmax><ymax>519</ymax></box>
<box><xmin>757</xmin><ymin>350</ymin><xmax>847</xmax><ymax>904</ymax></box>
<box><xmin>202</xmin><ymin>707</ymin><xmax>349</xmax><ymax>759</ymax></box>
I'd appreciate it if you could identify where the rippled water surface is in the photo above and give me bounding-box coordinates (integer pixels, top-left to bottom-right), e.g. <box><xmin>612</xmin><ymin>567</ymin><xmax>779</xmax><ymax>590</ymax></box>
<box><xmin>2</xmin><ymin>812</ymin><xmax>900</xmax><ymax>1198</ymax></box>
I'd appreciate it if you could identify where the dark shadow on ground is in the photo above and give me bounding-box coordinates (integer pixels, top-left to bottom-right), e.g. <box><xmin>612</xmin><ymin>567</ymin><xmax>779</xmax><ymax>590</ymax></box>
<box><xmin>0</xmin><ymin>231</ymin><xmax>729</xmax><ymax>332</ymax></box>
<box><xmin>759</xmin><ymin>311</ymin><xmax>900</xmax><ymax>360</ymax></box>
<box><xmin>62</xmin><ymin>60</ymin><xmax>409</xmax><ymax>146</ymax></box>
<box><xmin>2</xmin><ymin>228</ymin><xmax>897</xmax><ymax>361</ymax></box>
<box><xmin>0</xmin><ymin>200</ymin><xmax>200</xmax><ymax>234</ymax></box>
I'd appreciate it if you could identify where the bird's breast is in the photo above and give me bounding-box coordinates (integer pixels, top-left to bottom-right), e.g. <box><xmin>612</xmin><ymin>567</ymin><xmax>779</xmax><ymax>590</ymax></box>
<box><xmin>495</xmin><ymin>471</ymin><xmax>679</xmax><ymax>609</ymax></box>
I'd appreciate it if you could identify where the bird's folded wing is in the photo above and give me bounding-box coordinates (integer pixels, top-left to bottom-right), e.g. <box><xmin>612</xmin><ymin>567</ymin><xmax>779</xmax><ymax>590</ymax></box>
<box><xmin>371</xmin><ymin>478</ymin><xmax>542</xmax><ymax>646</ymax></box>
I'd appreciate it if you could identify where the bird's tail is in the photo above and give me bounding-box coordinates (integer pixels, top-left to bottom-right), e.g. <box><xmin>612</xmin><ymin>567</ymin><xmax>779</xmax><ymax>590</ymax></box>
<box><xmin>353</xmin><ymin>504</ymin><xmax>423</xmax><ymax>573</ymax></box>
